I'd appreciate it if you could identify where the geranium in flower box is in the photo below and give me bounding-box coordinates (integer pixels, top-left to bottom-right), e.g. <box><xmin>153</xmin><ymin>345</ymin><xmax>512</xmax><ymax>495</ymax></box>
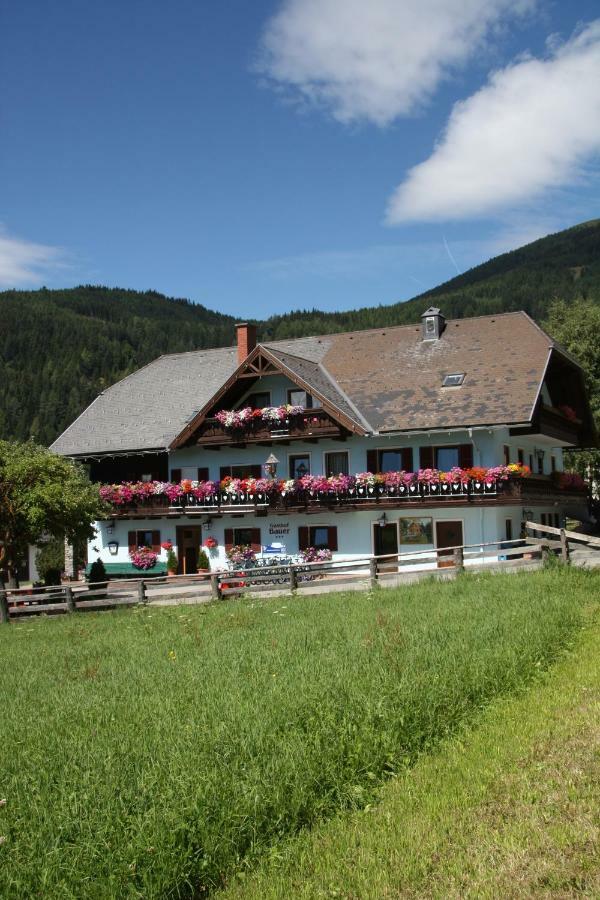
<box><xmin>160</xmin><ymin>540</ymin><xmax>173</xmax><ymax>551</ymax></box>
<box><xmin>130</xmin><ymin>546</ymin><xmax>158</xmax><ymax>570</ymax></box>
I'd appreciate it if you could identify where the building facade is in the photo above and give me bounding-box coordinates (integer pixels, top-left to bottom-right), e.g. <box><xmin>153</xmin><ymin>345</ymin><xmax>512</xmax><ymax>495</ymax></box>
<box><xmin>51</xmin><ymin>309</ymin><xmax>596</xmax><ymax>575</ymax></box>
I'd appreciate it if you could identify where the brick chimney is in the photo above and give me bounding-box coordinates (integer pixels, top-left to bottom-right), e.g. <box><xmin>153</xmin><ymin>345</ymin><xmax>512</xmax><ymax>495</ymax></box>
<box><xmin>236</xmin><ymin>322</ymin><xmax>257</xmax><ymax>364</ymax></box>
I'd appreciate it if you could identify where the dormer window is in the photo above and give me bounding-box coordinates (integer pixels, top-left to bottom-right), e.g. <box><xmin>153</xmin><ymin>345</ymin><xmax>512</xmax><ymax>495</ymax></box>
<box><xmin>425</xmin><ymin>317</ymin><xmax>436</xmax><ymax>336</ymax></box>
<box><xmin>442</xmin><ymin>373</ymin><xmax>465</xmax><ymax>387</ymax></box>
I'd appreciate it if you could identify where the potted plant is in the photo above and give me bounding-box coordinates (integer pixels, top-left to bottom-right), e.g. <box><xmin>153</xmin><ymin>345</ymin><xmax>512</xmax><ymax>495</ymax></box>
<box><xmin>166</xmin><ymin>547</ymin><xmax>178</xmax><ymax>576</ymax></box>
<box><xmin>197</xmin><ymin>549</ymin><xmax>210</xmax><ymax>572</ymax></box>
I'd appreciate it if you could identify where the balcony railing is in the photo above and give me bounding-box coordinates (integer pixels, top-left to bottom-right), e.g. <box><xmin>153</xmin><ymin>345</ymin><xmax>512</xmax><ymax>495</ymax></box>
<box><xmin>195</xmin><ymin>408</ymin><xmax>344</xmax><ymax>445</ymax></box>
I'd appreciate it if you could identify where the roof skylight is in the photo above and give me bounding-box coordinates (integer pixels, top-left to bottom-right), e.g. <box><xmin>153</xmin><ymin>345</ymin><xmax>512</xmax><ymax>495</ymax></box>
<box><xmin>442</xmin><ymin>373</ymin><xmax>465</xmax><ymax>387</ymax></box>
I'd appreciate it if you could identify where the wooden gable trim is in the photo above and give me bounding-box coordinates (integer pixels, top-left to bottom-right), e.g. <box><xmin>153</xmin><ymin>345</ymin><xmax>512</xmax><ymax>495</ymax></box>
<box><xmin>169</xmin><ymin>344</ymin><xmax>367</xmax><ymax>449</ymax></box>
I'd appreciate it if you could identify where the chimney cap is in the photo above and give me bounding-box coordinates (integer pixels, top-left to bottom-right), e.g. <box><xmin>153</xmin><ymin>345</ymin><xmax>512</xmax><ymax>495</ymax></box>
<box><xmin>421</xmin><ymin>306</ymin><xmax>442</xmax><ymax>317</ymax></box>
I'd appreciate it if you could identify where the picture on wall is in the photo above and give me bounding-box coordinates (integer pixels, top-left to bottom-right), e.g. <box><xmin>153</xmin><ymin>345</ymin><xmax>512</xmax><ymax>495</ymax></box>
<box><xmin>399</xmin><ymin>516</ymin><xmax>433</xmax><ymax>545</ymax></box>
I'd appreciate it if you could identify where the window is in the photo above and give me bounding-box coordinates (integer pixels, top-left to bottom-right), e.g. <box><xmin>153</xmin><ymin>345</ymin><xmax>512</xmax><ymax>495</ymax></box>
<box><xmin>425</xmin><ymin>316</ymin><xmax>436</xmax><ymax>336</ymax></box>
<box><xmin>551</xmin><ymin>455</ymin><xmax>556</xmax><ymax>472</ymax></box>
<box><xmin>419</xmin><ymin>444</ymin><xmax>473</xmax><ymax>470</ymax></box>
<box><xmin>435</xmin><ymin>446</ymin><xmax>460</xmax><ymax>470</ymax></box>
<box><xmin>224</xmin><ymin>527</ymin><xmax>262</xmax><ymax>551</ymax></box>
<box><xmin>288</xmin><ymin>388</ymin><xmax>312</xmax><ymax>408</ymax></box>
<box><xmin>503</xmin><ymin>445</ymin><xmax>510</xmax><ymax>466</ymax></box>
<box><xmin>128</xmin><ymin>529</ymin><xmax>160</xmax><ymax>552</ymax></box>
<box><xmin>367</xmin><ymin>447</ymin><xmax>413</xmax><ymax>473</ymax></box>
<box><xmin>244</xmin><ymin>391</ymin><xmax>270</xmax><ymax>409</ymax></box>
<box><xmin>442</xmin><ymin>373</ymin><xmax>465</xmax><ymax>387</ymax></box>
<box><xmin>517</xmin><ymin>448</ymin><xmax>524</xmax><ymax>465</ymax></box>
<box><xmin>220</xmin><ymin>464</ymin><xmax>262</xmax><ymax>480</ymax></box>
<box><xmin>505</xmin><ymin>519</ymin><xmax>513</xmax><ymax>541</ymax></box>
<box><xmin>141</xmin><ymin>473</ymin><xmax>153</xmax><ymax>483</ymax></box>
<box><xmin>324</xmin><ymin>451</ymin><xmax>349</xmax><ymax>476</ymax></box>
<box><xmin>289</xmin><ymin>454</ymin><xmax>311</xmax><ymax>479</ymax></box>
<box><xmin>298</xmin><ymin>525</ymin><xmax>338</xmax><ymax>551</ymax></box>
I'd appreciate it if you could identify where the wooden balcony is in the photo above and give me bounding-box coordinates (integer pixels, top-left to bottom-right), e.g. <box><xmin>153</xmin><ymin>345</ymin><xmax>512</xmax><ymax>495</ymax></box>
<box><xmin>195</xmin><ymin>408</ymin><xmax>345</xmax><ymax>446</ymax></box>
<box><xmin>102</xmin><ymin>476</ymin><xmax>588</xmax><ymax>520</ymax></box>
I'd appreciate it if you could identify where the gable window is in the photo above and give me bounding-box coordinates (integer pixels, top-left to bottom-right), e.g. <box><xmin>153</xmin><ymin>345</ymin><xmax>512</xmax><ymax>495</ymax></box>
<box><xmin>442</xmin><ymin>373</ymin><xmax>465</xmax><ymax>387</ymax></box>
<box><xmin>298</xmin><ymin>525</ymin><xmax>338</xmax><ymax>551</ymax></box>
<box><xmin>366</xmin><ymin>447</ymin><xmax>413</xmax><ymax>473</ymax></box>
<box><xmin>324</xmin><ymin>451</ymin><xmax>349</xmax><ymax>476</ymax></box>
<box><xmin>288</xmin><ymin>388</ymin><xmax>312</xmax><ymax>408</ymax></box>
<box><xmin>244</xmin><ymin>391</ymin><xmax>270</xmax><ymax>409</ymax></box>
<box><xmin>289</xmin><ymin>454</ymin><xmax>310</xmax><ymax>479</ymax></box>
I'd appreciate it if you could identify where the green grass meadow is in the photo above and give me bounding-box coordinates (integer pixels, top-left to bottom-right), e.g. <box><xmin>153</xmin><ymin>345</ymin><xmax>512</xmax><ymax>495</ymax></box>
<box><xmin>0</xmin><ymin>569</ymin><xmax>595</xmax><ymax>898</ymax></box>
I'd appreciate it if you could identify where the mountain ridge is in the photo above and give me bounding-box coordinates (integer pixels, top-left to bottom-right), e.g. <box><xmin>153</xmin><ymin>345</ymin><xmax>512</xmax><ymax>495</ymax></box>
<box><xmin>1</xmin><ymin>219</ymin><xmax>599</xmax><ymax>445</ymax></box>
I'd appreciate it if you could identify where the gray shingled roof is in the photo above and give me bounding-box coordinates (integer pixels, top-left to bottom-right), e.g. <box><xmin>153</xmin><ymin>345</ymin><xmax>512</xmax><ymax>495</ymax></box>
<box><xmin>51</xmin><ymin>347</ymin><xmax>238</xmax><ymax>456</ymax></box>
<box><xmin>52</xmin><ymin>312</ymin><xmax>574</xmax><ymax>457</ymax></box>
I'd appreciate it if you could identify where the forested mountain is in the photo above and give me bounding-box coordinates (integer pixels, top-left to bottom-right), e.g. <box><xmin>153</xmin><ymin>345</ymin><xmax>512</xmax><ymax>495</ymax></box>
<box><xmin>1</xmin><ymin>220</ymin><xmax>600</xmax><ymax>445</ymax></box>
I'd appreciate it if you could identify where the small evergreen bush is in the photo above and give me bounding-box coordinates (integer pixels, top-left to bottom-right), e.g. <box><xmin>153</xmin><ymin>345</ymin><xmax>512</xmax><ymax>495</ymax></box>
<box><xmin>197</xmin><ymin>549</ymin><xmax>210</xmax><ymax>571</ymax></box>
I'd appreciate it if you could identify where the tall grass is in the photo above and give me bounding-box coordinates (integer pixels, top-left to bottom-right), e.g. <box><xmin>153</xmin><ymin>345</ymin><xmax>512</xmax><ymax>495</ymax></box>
<box><xmin>0</xmin><ymin>569</ymin><xmax>590</xmax><ymax>898</ymax></box>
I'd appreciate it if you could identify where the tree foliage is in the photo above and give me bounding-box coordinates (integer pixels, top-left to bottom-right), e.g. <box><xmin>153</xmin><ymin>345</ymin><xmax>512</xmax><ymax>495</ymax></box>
<box><xmin>0</xmin><ymin>440</ymin><xmax>104</xmax><ymax>585</ymax></box>
<box><xmin>1</xmin><ymin>221</ymin><xmax>600</xmax><ymax>445</ymax></box>
<box><xmin>543</xmin><ymin>299</ymin><xmax>600</xmax><ymax>494</ymax></box>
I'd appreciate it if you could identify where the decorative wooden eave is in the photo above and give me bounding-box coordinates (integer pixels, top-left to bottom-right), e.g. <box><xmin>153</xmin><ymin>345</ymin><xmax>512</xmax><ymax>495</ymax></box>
<box><xmin>170</xmin><ymin>344</ymin><xmax>368</xmax><ymax>449</ymax></box>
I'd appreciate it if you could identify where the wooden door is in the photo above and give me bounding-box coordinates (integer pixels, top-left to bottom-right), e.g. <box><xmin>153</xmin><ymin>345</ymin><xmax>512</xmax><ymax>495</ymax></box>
<box><xmin>435</xmin><ymin>520</ymin><xmax>463</xmax><ymax>568</ymax></box>
<box><xmin>176</xmin><ymin>526</ymin><xmax>203</xmax><ymax>575</ymax></box>
<box><xmin>374</xmin><ymin>523</ymin><xmax>399</xmax><ymax>573</ymax></box>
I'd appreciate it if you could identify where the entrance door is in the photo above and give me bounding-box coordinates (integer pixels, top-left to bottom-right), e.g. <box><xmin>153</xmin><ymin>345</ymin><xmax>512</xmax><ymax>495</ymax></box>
<box><xmin>435</xmin><ymin>520</ymin><xmax>463</xmax><ymax>568</ymax></box>
<box><xmin>374</xmin><ymin>522</ymin><xmax>399</xmax><ymax>573</ymax></box>
<box><xmin>176</xmin><ymin>526</ymin><xmax>203</xmax><ymax>575</ymax></box>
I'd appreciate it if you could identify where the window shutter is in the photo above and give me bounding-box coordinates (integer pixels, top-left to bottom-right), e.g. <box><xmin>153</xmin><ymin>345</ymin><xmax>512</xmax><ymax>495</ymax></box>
<box><xmin>298</xmin><ymin>526</ymin><xmax>309</xmax><ymax>551</ymax></box>
<box><xmin>401</xmin><ymin>447</ymin><xmax>413</xmax><ymax>471</ymax></box>
<box><xmin>151</xmin><ymin>531</ymin><xmax>160</xmax><ymax>553</ymax></box>
<box><xmin>197</xmin><ymin>467</ymin><xmax>209</xmax><ymax>482</ymax></box>
<box><xmin>250</xmin><ymin>528</ymin><xmax>262</xmax><ymax>552</ymax></box>
<box><xmin>224</xmin><ymin>528</ymin><xmax>234</xmax><ymax>551</ymax></box>
<box><xmin>128</xmin><ymin>531</ymin><xmax>137</xmax><ymax>553</ymax></box>
<box><xmin>327</xmin><ymin>527</ymin><xmax>338</xmax><ymax>551</ymax></box>
<box><xmin>366</xmin><ymin>449</ymin><xmax>378</xmax><ymax>472</ymax></box>
<box><xmin>419</xmin><ymin>446</ymin><xmax>434</xmax><ymax>468</ymax></box>
<box><xmin>220</xmin><ymin>466</ymin><xmax>231</xmax><ymax>481</ymax></box>
<box><xmin>458</xmin><ymin>444</ymin><xmax>473</xmax><ymax>468</ymax></box>
<box><xmin>171</xmin><ymin>468</ymin><xmax>182</xmax><ymax>483</ymax></box>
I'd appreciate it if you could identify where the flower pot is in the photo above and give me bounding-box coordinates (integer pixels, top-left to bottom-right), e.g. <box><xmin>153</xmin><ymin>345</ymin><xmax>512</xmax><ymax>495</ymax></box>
<box><xmin>167</xmin><ymin>569</ymin><xmax>177</xmax><ymax>577</ymax></box>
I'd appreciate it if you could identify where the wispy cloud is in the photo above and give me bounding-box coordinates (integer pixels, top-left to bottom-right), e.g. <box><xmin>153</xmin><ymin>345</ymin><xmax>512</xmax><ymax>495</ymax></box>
<box><xmin>257</xmin><ymin>0</ymin><xmax>535</xmax><ymax>126</ymax></box>
<box><xmin>0</xmin><ymin>225</ymin><xmax>70</xmax><ymax>288</ymax></box>
<box><xmin>387</xmin><ymin>21</ymin><xmax>600</xmax><ymax>222</ymax></box>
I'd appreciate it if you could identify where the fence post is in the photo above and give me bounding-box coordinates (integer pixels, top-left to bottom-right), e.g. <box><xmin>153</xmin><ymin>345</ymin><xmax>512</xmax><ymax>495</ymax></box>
<box><xmin>137</xmin><ymin>579</ymin><xmax>147</xmax><ymax>604</ymax></box>
<box><xmin>560</xmin><ymin>529</ymin><xmax>570</xmax><ymax>563</ymax></box>
<box><xmin>64</xmin><ymin>585</ymin><xmax>75</xmax><ymax>613</ymax></box>
<box><xmin>210</xmin><ymin>574</ymin><xmax>221</xmax><ymax>601</ymax></box>
<box><xmin>289</xmin><ymin>564</ymin><xmax>298</xmax><ymax>593</ymax></box>
<box><xmin>0</xmin><ymin>589</ymin><xmax>8</xmax><ymax>624</ymax></box>
<box><xmin>540</xmin><ymin>542</ymin><xmax>550</xmax><ymax>565</ymax></box>
<box><xmin>369</xmin><ymin>557</ymin><xmax>378</xmax><ymax>589</ymax></box>
<box><xmin>453</xmin><ymin>546</ymin><xmax>464</xmax><ymax>572</ymax></box>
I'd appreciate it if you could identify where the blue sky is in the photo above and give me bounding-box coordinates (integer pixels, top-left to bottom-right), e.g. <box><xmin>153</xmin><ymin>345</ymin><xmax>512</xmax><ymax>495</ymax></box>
<box><xmin>1</xmin><ymin>0</ymin><xmax>600</xmax><ymax>318</ymax></box>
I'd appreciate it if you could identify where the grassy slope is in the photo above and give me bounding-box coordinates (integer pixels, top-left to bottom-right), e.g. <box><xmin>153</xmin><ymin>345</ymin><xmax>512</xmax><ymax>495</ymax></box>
<box><xmin>0</xmin><ymin>569</ymin><xmax>595</xmax><ymax>898</ymax></box>
<box><xmin>221</xmin><ymin>585</ymin><xmax>600</xmax><ymax>900</ymax></box>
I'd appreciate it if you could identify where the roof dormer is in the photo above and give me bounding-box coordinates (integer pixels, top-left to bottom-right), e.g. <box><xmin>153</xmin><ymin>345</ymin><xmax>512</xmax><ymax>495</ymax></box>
<box><xmin>421</xmin><ymin>307</ymin><xmax>446</xmax><ymax>341</ymax></box>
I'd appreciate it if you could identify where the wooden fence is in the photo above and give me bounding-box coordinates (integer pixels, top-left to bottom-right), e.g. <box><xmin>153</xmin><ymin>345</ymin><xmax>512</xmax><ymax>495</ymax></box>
<box><xmin>0</xmin><ymin>535</ymin><xmax>555</xmax><ymax>623</ymax></box>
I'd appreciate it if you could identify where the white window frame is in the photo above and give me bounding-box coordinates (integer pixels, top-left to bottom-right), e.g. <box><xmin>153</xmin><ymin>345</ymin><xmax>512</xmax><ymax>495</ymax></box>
<box><xmin>323</xmin><ymin>449</ymin><xmax>350</xmax><ymax>476</ymax></box>
<box><xmin>288</xmin><ymin>450</ymin><xmax>312</xmax><ymax>479</ymax></box>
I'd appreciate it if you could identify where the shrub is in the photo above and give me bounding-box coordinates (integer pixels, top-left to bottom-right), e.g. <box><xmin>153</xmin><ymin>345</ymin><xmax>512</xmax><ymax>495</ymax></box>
<box><xmin>35</xmin><ymin>537</ymin><xmax>64</xmax><ymax>585</ymax></box>
<box><xmin>197</xmin><ymin>549</ymin><xmax>210</xmax><ymax>571</ymax></box>
<box><xmin>88</xmin><ymin>558</ymin><xmax>107</xmax><ymax>586</ymax></box>
<box><xmin>166</xmin><ymin>548</ymin><xmax>178</xmax><ymax>572</ymax></box>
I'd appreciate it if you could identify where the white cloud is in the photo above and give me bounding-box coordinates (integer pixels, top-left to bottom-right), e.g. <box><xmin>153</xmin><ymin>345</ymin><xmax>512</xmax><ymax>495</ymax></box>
<box><xmin>387</xmin><ymin>21</ymin><xmax>600</xmax><ymax>222</ymax></box>
<box><xmin>257</xmin><ymin>0</ymin><xmax>534</xmax><ymax>125</ymax></box>
<box><xmin>0</xmin><ymin>226</ymin><xmax>68</xmax><ymax>288</ymax></box>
